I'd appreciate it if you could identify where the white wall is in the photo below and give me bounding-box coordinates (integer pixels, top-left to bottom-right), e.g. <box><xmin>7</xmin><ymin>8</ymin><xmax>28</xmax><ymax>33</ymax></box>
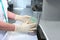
<box><xmin>41</xmin><ymin>0</ymin><xmax>60</xmax><ymax>21</ymax></box>
<box><xmin>12</xmin><ymin>0</ymin><xmax>31</xmax><ymax>8</ymax></box>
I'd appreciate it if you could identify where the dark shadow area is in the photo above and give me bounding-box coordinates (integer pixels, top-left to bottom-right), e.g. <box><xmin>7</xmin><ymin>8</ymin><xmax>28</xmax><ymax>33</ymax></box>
<box><xmin>37</xmin><ymin>25</ymin><xmax>46</xmax><ymax>40</ymax></box>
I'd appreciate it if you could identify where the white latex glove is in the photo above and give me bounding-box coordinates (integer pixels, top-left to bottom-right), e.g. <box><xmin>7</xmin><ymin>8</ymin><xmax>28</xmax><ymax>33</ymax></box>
<box><xmin>14</xmin><ymin>23</ymin><xmax>36</xmax><ymax>33</ymax></box>
<box><xmin>15</xmin><ymin>15</ymin><xmax>31</xmax><ymax>22</ymax></box>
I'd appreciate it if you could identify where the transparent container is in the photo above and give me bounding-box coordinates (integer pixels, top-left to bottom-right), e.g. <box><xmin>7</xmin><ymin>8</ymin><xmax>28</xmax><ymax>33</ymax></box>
<box><xmin>28</xmin><ymin>11</ymin><xmax>42</xmax><ymax>35</ymax></box>
<box><xmin>31</xmin><ymin>11</ymin><xmax>41</xmax><ymax>25</ymax></box>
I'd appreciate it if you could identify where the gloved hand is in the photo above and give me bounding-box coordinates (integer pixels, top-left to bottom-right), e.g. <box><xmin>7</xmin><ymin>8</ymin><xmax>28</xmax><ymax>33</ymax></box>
<box><xmin>14</xmin><ymin>23</ymin><xmax>37</xmax><ymax>33</ymax></box>
<box><xmin>15</xmin><ymin>15</ymin><xmax>31</xmax><ymax>22</ymax></box>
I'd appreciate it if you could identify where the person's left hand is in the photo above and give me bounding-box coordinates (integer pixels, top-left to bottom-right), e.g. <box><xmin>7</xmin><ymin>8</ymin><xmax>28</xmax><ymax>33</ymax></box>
<box><xmin>15</xmin><ymin>15</ymin><xmax>31</xmax><ymax>22</ymax></box>
<box><xmin>14</xmin><ymin>23</ymin><xmax>37</xmax><ymax>33</ymax></box>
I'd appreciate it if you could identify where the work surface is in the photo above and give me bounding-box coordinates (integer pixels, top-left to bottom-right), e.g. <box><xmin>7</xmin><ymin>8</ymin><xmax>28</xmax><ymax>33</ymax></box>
<box><xmin>40</xmin><ymin>20</ymin><xmax>60</xmax><ymax>40</ymax></box>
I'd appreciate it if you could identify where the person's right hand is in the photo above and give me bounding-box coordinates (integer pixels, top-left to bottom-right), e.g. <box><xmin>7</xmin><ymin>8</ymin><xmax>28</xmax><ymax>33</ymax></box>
<box><xmin>15</xmin><ymin>15</ymin><xmax>31</xmax><ymax>22</ymax></box>
<box><xmin>14</xmin><ymin>23</ymin><xmax>37</xmax><ymax>33</ymax></box>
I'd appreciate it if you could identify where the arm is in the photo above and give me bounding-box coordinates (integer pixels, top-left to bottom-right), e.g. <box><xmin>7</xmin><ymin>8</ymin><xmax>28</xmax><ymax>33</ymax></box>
<box><xmin>7</xmin><ymin>11</ymin><xmax>23</xmax><ymax>20</ymax></box>
<box><xmin>7</xmin><ymin>11</ymin><xmax>16</xmax><ymax>20</ymax></box>
<box><xmin>0</xmin><ymin>21</ymin><xmax>36</xmax><ymax>32</ymax></box>
<box><xmin>0</xmin><ymin>21</ymin><xmax>15</xmax><ymax>31</ymax></box>
<box><xmin>7</xmin><ymin>11</ymin><xmax>31</xmax><ymax>22</ymax></box>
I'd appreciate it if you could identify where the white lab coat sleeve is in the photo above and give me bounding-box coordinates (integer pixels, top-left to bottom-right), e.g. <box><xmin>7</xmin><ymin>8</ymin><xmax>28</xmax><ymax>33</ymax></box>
<box><xmin>2</xmin><ymin>0</ymin><xmax>8</xmax><ymax>22</ymax></box>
